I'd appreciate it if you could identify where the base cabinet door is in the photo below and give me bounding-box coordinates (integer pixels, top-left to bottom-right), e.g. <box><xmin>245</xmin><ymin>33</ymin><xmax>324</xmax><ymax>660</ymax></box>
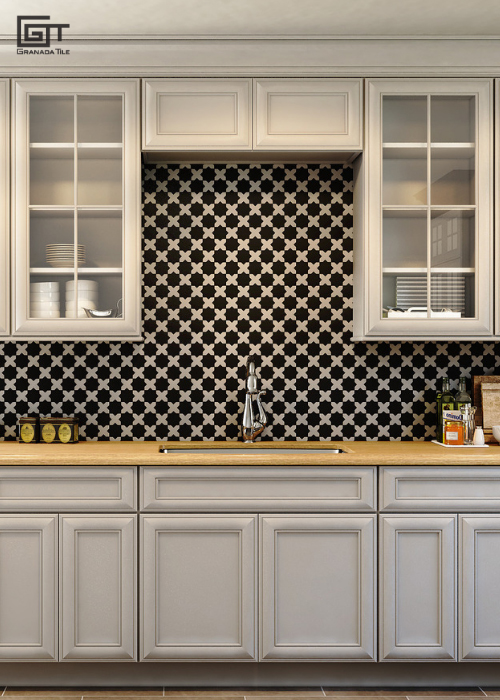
<box><xmin>0</xmin><ymin>515</ymin><xmax>57</xmax><ymax>660</ymax></box>
<box><xmin>260</xmin><ymin>514</ymin><xmax>376</xmax><ymax>661</ymax></box>
<box><xmin>60</xmin><ymin>515</ymin><xmax>137</xmax><ymax>660</ymax></box>
<box><xmin>461</xmin><ymin>515</ymin><xmax>500</xmax><ymax>659</ymax></box>
<box><xmin>141</xmin><ymin>514</ymin><xmax>257</xmax><ymax>660</ymax></box>
<box><xmin>380</xmin><ymin>515</ymin><xmax>456</xmax><ymax>661</ymax></box>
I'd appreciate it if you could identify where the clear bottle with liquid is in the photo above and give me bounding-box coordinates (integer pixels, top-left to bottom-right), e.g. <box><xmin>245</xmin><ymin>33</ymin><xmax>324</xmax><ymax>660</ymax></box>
<box><xmin>455</xmin><ymin>376</ymin><xmax>472</xmax><ymax>410</ymax></box>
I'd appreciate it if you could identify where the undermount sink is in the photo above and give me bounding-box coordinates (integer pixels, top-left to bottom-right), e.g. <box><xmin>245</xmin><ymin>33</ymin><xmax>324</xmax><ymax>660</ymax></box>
<box><xmin>159</xmin><ymin>447</ymin><xmax>345</xmax><ymax>454</ymax></box>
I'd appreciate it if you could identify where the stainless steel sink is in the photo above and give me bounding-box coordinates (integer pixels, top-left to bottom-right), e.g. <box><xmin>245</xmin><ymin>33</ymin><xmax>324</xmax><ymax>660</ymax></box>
<box><xmin>159</xmin><ymin>447</ymin><xmax>345</xmax><ymax>454</ymax></box>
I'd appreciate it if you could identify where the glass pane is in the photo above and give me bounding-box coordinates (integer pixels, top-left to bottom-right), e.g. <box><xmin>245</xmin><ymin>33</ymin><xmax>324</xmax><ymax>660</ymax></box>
<box><xmin>383</xmin><ymin>210</ymin><xmax>427</xmax><ymax>269</ymax></box>
<box><xmin>77</xmin><ymin>147</ymin><xmax>122</xmax><ymax>205</ymax></box>
<box><xmin>431</xmin><ymin>210</ymin><xmax>475</xmax><ymax>269</ymax></box>
<box><xmin>383</xmin><ymin>96</ymin><xmax>427</xmax><ymax>143</ymax></box>
<box><xmin>431</xmin><ymin>150</ymin><xmax>475</xmax><ymax>206</ymax></box>
<box><xmin>383</xmin><ymin>273</ymin><xmax>428</xmax><ymax>317</ymax></box>
<box><xmin>77</xmin><ymin>96</ymin><xmax>123</xmax><ymax>143</ymax></box>
<box><xmin>30</xmin><ymin>96</ymin><xmax>74</xmax><ymax>143</ymax></box>
<box><xmin>431</xmin><ymin>96</ymin><xmax>475</xmax><ymax>143</ymax></box>
<box><xmin>78</xmin><ymin>211</ymin><xmax>122</xmax><ymax>269</ymax></box>
<box><xmin>430</xmin><ymin>272</ymin><xmax>473</xmax><ymax>319</ymax></box>
<box><xmin>30</xmin><ymin>147</ymin><xmax>74</xmax><ymax>205</ymax></box>
<box><xmin>383</xmin><ymin>148</ymin><xmax>427</xmax><ymax>205</ymax></box>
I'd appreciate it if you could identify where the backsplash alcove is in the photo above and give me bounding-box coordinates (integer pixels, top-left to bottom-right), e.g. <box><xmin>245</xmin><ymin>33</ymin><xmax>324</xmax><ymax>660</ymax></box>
<box><xmin>0</xmin><ymin>161</ymin><xmax>499</xmax><ymax>441</ymax></box>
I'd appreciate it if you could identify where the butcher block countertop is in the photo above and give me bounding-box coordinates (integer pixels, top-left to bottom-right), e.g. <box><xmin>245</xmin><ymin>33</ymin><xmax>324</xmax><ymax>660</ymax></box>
<box><xmin>0</xmin><ymin>440</ymin><xmax>499</xmax><ymax>466</ymax></box>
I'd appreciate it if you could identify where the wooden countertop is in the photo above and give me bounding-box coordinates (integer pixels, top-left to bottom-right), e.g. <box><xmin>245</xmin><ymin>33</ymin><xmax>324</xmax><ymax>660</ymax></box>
<box><xmin>0</xmin><ymin>440</ymin><xmax>499</xmax><ymax>466</ymax></box>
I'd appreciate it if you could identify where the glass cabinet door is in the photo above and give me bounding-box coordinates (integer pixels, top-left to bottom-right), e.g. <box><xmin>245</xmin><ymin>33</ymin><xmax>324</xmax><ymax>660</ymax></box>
<box><xmin>357</xmin><ymin>79</ymin><xmax>492</xmax><ymax>339</ymax></box>
<box><xmin>12</xmin><ymin>80</ymin><xmax>140</xmax><ymax>338</ymax></box>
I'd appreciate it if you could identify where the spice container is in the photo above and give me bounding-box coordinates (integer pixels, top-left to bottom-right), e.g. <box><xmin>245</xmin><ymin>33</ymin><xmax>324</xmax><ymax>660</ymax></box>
<box><xmin>17</xmin><ymin>416</ymin><xmax>39</xmax><ymax>443</ymax></box>
<box><xmin>40</xmin><ymin>417</ymin><xmax>79</xmax><ymax>444</ymax></box>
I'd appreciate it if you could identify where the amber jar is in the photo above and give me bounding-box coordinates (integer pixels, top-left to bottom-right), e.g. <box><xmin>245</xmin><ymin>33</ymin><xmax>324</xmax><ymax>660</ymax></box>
<box><xmin>444</xmin><ymin>419</ymin><xmax>464</xmax><ymax>445</ymax></box>
<box><xmin>18</xmin><ymin>416</ymin><xmax>39</xmax><ymax>443</ymax></box>
<box><xmin>40</xmin><ymin>417</ymin><xmax>79</xmax><ymax>444</ymax></box>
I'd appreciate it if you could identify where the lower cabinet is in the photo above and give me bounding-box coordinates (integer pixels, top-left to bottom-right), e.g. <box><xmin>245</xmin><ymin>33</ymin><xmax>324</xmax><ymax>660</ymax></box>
<box><xmin>60</xmin><ymin>515</ymin><xmax>136</xmax><ymax>660</ymax></box>
<box><xmin>379</xmin><ymin>514</ymin><xmax>457</xmax><ymax>661</ymax></box>
<box><xmin>0</xmin><ymin>515</ymin><xmax>57</xmax><ymax>660</ymax></box>
<box><xmin>0</xmin><ymin>514</ymin><xmax>136</xmax><ymax>661</ymax></box>
<box><xmin>141</xmin><ymin>514</ymin><xmax>257</xmax><ymax>660</ymax></box>
<box><xmin>460</xmin><ymin>515</ymin><xmax>500</xmax><ymax>660</ymax></box>
<box><xmin>260</xmin><ymin>514</ymin><xmax>376</xmax><ymax>661</ymax></box>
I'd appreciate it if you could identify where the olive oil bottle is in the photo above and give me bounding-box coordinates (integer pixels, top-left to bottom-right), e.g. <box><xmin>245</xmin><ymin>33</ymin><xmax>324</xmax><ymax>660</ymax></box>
<box><xmin>455</xmin><ymin>376</ymin><xmax>472</xmax><ymax>410</ymax></box>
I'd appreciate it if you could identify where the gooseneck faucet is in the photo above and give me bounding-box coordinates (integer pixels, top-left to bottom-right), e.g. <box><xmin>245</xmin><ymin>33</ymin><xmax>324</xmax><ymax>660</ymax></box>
<box><xmin>242</xmin><ymin>356</ymin><xmax>267</xmax><ymax>442</ymax></box>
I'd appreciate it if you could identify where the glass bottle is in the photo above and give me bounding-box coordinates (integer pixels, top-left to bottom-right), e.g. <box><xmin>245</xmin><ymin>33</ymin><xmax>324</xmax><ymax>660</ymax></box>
<box><xmin>437</xmin><ymin>377</ymin><xmax>455</xmax><ymax>443</ymax></box>
<box><xmin>455</xmin><ymin>376</ymin><xmax>472</xmax><ymax>410</ymax></box>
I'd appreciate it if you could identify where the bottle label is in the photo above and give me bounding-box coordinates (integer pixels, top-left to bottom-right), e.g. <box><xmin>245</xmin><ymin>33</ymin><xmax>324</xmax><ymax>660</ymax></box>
<box><xmin>58</xmin><ymin>424</ymin><xmax>72</xmax><ymax>443</ymax></box>
<box><xmin>20</xmin><ymin>424</ymin><xmax>35</xmax><ymax>443</ymax></box>
<box><xmin>41</xmin><ymin>424</ymin><xmax>56</xmax><ymax>443</ymax></box>
<box><xmin>442</xmin><ymin>402</ymin><xmax>454</xmax><ymax>411</ymax></box>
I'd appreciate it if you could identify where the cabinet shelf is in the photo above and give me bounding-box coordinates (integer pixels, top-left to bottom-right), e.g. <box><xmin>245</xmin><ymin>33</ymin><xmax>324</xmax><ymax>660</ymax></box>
<box><xmin>30</xmin><ymin>267</ymin><xmax>122</xmax><ymax>275</ymax></box>
<box><xmin>383</xmin><ymin>267</ymin><xmax>475</xmax><ymax>274</ymax></box>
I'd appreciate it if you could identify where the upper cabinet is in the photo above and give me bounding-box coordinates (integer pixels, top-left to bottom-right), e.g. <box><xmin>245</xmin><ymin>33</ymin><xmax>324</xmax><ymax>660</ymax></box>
<box><xmin>12</xmin><ymin>79</ymin><xmax>141</xmax><ymax>339</ymax></box>
<box><xmin>142</xmin><ymin>78</ymin><xmax>362</xmax><ymax>155</ymax></box>
<box><xmin>0</xmin><ymin>80</ymin><xmax>9</xmax><ymax>337</ymax></box>
<box><xmin>253</xmin><ymin>79</ymin><xmax>362</xmax><ymax>151</ymax></box>
<box><xmin>142</xmin><ymin>79</ymin><xmax>252</xmax><ymax>151</ymax></box>
<box><xmin>354</xmin><ymin>79</ymin><xmax>493</xmax><ymax>340</ymax></box>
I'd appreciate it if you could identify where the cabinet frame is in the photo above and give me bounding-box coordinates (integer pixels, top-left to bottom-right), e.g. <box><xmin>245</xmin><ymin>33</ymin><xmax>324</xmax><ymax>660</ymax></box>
<box><xmin>0</xmin><ymin>80</ymin><xmax>8</xmax><ymax>335</ymax></box>
<box><xmin>354</xmin><ymin>78</ymin><xmax>493</xmax><ymax>340</ymax></box>
<box><xmin>11</xmin><ymin>78</ymin><xmax>141</xmax><ymax>339</ymax></box>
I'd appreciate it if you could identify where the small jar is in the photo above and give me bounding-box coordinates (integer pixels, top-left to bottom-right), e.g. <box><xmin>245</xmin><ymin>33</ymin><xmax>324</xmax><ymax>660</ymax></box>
<box><xmin>40</xmin><ymin>417</ymin><xmax>79</xmax><ymax>444</ymax></box>
<box><xmin>17</xmin><ymin>416</ymin><xmax>39</xmax><ymax>443</ymax></box>
<box><xmin>444</xmin><ymin>419</ymin><xmax>464</xmax><ymax>445</ymax></box>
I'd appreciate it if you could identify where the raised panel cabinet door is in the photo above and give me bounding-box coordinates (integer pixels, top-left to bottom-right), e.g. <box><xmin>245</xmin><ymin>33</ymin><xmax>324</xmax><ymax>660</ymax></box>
<box><xmin>142</xmin><ymin>79</ymin><xmax>252</xmax><ymax>150</ymax></box>
<box><xmin>460</xmin><ymin>515</ymin><xmax>500</xmax><ymax>659</ymax></box>
<box><xmin>380</xmin><ymin>514</ymin><xmax>457</xmax><ymax>661</ymax></box>
<box><xmin>60</xmin><ymin>515</ymin><xmax>136</xmax><ymax>660</ymax></box>
<box><xmin>141</xmin><ymin>514</ymin><xmax>257</xmax><ymax>660</ymax></box>
<box><xmin>260</xmin><ymin>514</ymin><xmax>376</xmax><ymax>661</ymax></box>
<box><xmin>0</xmin><ymin>79</ymin><xmax>9</xmax><ymax>335</ymax></box>
<box><xmin>254</xmin><ymin>79</ymin><xmax>362</xmax><ymax>150</ymax></box>
<box><xmin>0</xmin><ymin>515</ymin><xmax>57</xmax><ymax>660</ymax></box>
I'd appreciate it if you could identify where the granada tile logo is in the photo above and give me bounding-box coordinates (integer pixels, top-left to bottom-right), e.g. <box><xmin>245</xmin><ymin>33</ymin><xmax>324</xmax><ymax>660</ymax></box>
<box><xmin>17</xmin><ymin>15</ymin><xmax>70</xmax><ymax>54</ymax></box>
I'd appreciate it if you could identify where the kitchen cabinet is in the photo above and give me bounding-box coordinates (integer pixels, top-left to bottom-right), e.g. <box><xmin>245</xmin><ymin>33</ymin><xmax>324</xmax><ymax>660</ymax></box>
<box><xmin>379</xmin><ymin>514</ymin><xmax>457</xmax><ymax>661</ymax></box>
<box><xmin>0</xmin><ymin>515</ymin><xmax>57</xmax><ymax>660</ymax></box>
<box><xmin>0</xmin><ymin>80</ymin><xmax>8</xmax><ymax>336</ymax></box>
<box><xmin>60</xmin><ymin>515</ymin><xmax>136</xmax><ymax>660</ymax></box>
<box><xmin>460</xmin><ymin>515</ymin><xmax>500</xmax><ymax>660</ymax></box>
<box><xmin>260</xmin><ymin>514</ymin><xmax>376</xmax><ymax>661</ymax></box>
<box><xmin>11</xmin><ymin>79</ymin><xmax>141</xmax><ymax>339</ymax></box>
<box><xmin>142</xmin><ymin>79</ymin><xmax>252</xmax><ymax>151</ymax></box>
<box><xmin>253</xmin><ymin>79</ymin><xmax>362</xmax><ymax>151</ymax></box>
<box><xmin>354</xmin><ymin>79</ymin><xmax>493</xmax><ymax>340</ymax></box>
<box><xmin>141</xmin><ymin>514</ymin><xmax>257</xmax><ymax>660</ymax></box>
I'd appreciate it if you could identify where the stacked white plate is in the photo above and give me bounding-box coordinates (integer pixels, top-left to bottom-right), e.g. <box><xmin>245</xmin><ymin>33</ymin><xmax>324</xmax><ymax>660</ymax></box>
<box><xmin>30</xmin><ymin>281</ymin><xmax>60</xmax><ymax>318</ymax></box>
<box><xmin>46</xmin><ymin>244</ymin><xmax>86</xmax><ymax>268</ymax></box>
<box><xmin>65</xmin><ymin>279</ymin><xmax>98</xmax><ymax>318</ymax></box>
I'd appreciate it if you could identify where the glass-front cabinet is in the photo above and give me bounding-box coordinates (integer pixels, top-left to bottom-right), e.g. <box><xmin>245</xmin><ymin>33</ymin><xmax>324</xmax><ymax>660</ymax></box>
<box><xmin>354</xmin><ymin>79</ymin><xmax>493</xmax><ymax>339</ymax></box>
<box><xmin>0</xmin><ymin>80</ymin><xmax>9</xmax><ymax>336</ymax></box>
<box><xmin>12</xmin><ymin>80</ymin><xmax>141</xmax><ymax>338</ymax></box>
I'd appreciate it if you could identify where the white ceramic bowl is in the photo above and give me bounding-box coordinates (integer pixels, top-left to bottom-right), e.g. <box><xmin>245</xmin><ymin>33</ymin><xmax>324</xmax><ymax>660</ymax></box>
<box><xmin>66</xmin><ymin>280</ymin><xmax>98</xmax><ymax>291</ymax></box>
<box><xmin>30</xmin><ymin>291</ymin><xmax>60</xmax><ymax>302</ymax></box>
<box><xmin>30</xmin><ymin>281</ymin><xmax>60</xmax><ymax>293</ymax></box>
<box><xmin>65</xmin><ymin>300</ymin><xmax>96</xmax><ymax>310</ymax></box>
<box><xmin>492</xmin><ymin>426</ymin><xmax>500</xmax><ymax>443</ymax></box>
<box><xmin>65</xmin><ymin>292</ymin><xmax>98</xmax><ymax>302</ymax></box>
<box><xmin>30</xmin><ymin>307</ymin><xmax>60</xmax><ymax>319</ymax></box>
<box><xmin>30</xmin><ymin>301</ymin><xmax>60</xmax><ymax>311</ymax></box>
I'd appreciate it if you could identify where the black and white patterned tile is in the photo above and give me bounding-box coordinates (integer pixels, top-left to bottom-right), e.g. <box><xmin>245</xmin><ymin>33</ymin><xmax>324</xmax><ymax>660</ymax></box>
<box><xmin>0</xmin><ymin>163</ymin><xmax>499</xmax><ymax>441</ymax></box>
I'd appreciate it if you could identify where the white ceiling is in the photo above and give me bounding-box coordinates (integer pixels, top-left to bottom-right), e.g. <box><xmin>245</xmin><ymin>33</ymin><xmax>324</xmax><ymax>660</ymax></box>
<box><xmin>6</xmin><ymin>0</ymin><xmax>500</xmax><ymax>37</ymax></box>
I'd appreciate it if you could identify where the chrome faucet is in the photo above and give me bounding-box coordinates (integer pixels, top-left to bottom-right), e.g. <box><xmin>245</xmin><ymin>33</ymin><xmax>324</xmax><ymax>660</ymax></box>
<box><xmin>242</xmin><ymin>356</ymin><xmax>267</xmax><ymax>442</ymax></box>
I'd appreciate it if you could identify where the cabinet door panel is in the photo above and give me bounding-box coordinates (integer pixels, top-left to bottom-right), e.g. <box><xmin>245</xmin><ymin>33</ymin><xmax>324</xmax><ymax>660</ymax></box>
<box><xmin>461</xmin><ymin>515</ymin><xmax>500</xmax><ymax>659</ymax></box>
<box><xmin>143</xmin><ymin>79</ymin><xmax>252</xmax><ymax>150</ymax></box>
<box><xmin>254</xmin><ymin>79</ymin><xmax>362</xmax><ymax>150</ymax></box>
<box><xmin>260</xmin><ymin>514</ymin><xmax>376</xmax><ymax>661</ymax></box>
<box><xmin>0</xmin><ymin>515</ymin><xmax>57</xmax><ymax>660</ymax></box>
<box><xmin>380</xmin><ymin>514</ymin><xmax>456</xmax><ymax>660</ymax></box>
<box><xmin>141</xmin><ymin>514</ymin><xmax>257</xmax><ymax>660</ymax></box>
<box><xmin>60</xmin><ymin>515</ymin><xmax>136</xmax><ymax>660</ymax></box>
<box><xmin>0</xmin><ymin>80</ymin><xmax>8</xmax><ymax>335</ymax></box>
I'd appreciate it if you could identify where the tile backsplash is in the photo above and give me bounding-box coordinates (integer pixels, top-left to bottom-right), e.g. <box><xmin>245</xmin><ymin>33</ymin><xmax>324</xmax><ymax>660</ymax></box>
<box><xmin>0</xmin><ymin>162</ymin><xmax>499</xmax><ymax>441</ymax></box>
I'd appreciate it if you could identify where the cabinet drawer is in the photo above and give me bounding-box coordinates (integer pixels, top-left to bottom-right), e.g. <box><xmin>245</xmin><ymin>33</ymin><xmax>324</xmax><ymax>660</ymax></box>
<box><xmin>141</xmin><ymin>466</ymin><xmax>375</xmax><ymax>512</ymax></box>
<box><xmin>142</xmin><ymin>79</ymin><xmax>252</xmax><ymax>150</ymax></box>
<box><xmin>381</xmin><ymin>467</ymin><xmax>500</xmax><ymax>511</ymax></box>
<box><xmin>0</xmin><ymin>467</ymin><xmax>136</xmax><ymax>511</ymax></box>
